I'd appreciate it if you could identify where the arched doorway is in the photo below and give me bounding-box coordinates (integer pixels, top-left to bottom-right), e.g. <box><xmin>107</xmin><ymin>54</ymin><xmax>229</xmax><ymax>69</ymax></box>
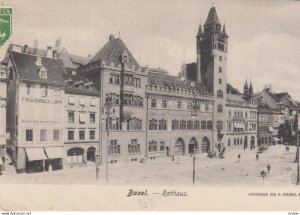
<box><xmin>165</xmin><ymin>146</ymin><xmax>170</xmax><ymax>156</ymax></box>
<box><xmin>174</xmin><ymin>138</ymin><xmax>185</xmax><ymax>156</ymax></box>
<box><xmin>87</xmin><ymin>147</ymin><xmax>96</xmax><ymax>162</ymax></box>
<box><xmin>250</xmin><ymin>136</ymin><xmax>255</xmax><ymax>148</ymax></box>
<box><xmin>201</xmin><ymin>137</ymin><xmax>210</xmax><ymax>153</ymax></box>
<box><xmin>244</xmin><ymin>136</ymin><xmax>248</xmax><ymax>148</ymax></box>
<box><xmin>67</xmin><ymin>147</ymin><xmax>84</xmax><ymax>164</ymax></box>
<box><xmin>188</xmin><ymin>137</ymin><xmax>198</xmax><ymax>154</ymax></box>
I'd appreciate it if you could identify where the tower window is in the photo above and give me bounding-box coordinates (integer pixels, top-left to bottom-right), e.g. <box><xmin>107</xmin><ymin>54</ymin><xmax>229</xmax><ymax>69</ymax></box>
<box><xmin>219</xmin><ymin>56</ymin><xmax>222</xmax><ymax>62</ymax></box>
<box><xmin>219</xmin><ymin>67</ymin><xmax>222</xmax><ymax>73</ymax></box>
<box><xmin>219</xmin><ymin>79</ymin><xmax>222</xmax><ymax>84</ymax></box>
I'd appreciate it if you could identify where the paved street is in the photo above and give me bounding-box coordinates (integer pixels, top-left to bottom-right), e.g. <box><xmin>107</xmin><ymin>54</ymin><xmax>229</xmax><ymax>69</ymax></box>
<box><xmin>0</xmin><ymin>145</ymin><xmax>299</xmax><ymax>187</ymax></box>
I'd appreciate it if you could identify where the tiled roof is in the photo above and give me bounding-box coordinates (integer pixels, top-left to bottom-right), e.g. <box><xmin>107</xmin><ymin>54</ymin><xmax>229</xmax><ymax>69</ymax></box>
<box><xmin>148</xmin><ymin>72</ymin><xmax>209</xmax><ymax>94</ymax></box>
<box><xmin>63</xmin><ymin>74</ymin><xmax>100</xmax><ymax>96</ymax></box>
<box><xmin>89</xmin><ymin>38</ymin><xmax>139</xmax><ymax>67</ymax></box>
<box><xmin>205</xmin><ymin>7</ymin><xmax>220</xmax><ymax>26</ymax></box>
<box><xmin>227</xmin><ymin>83</ymin><xmax>242</xmax><ymax>95</ymax></box>
<box><xmin>58</xmin><ymin>48</ymin><xmax>77</xmax><ymax>70</ymax></box>
<box><xmin>69</xmin><ymin>53</ymin><xmax>89</xmax><ymax>66</ymax></box>
<box><xmin>10</xmin><ymin>51</ymin><xmax>66</xmax><ymax>86</ymax></box>
<box><xmin>227</xmin><ymin>94</ymin><xmax>246</xmax><ymax>103</ymax></box>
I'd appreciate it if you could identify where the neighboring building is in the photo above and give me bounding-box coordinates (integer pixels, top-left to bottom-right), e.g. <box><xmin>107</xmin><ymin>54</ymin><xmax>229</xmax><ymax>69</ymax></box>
<box><xmin>6</xmin><ymin>50</ymin><xmax>66</xmax><ymax>173</ymax></box>
<box><xmin>226</xmin><ymin>81</ymin><xmax>257</xmax><ymax>150</ymax></box>
<box><xmin>257</xmin><ymin>105</ymin><xmax>273</xmax><ymax>147</ymax></box>
<box><xmin>0</xmin><ymin>66</ymin><xmax>8</xmax><ymax>174</ymax></box>
<box><xmin>257</xmin><ymin>87</ymin><xmax>300</xmax><ymax>143</ymax></box>
<box><xmin>63</xmin><ymin>74</ymin><xmax>100</xmax><ymax>166</ymax></box>
<box><xmin>78</xmin><ymin>35</ymin><xmax>148</xmax><ymax>164</ymax></box>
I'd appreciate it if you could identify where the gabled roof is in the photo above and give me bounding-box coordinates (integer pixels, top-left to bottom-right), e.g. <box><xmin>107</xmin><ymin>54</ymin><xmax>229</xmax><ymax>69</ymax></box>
<box><xmin>205</xmin><ymin>6</ymin><xmax>220</xmax><ymax>26</ymax></box>
<box><xmin>148</xmin><ymin>72</ymin><xmax>209</xmax><ymax>94</ymax></box>
<box><xmin>63</xmin><ymin>74</ymin><xmax>100</xmax><ymax>96</ymax></box>
<box><xmin>227</xmin><ymin>83</ymin><xmax>242</xmax><ymax>95</ymax></box>
<box><xmin>69</xmin><ymin>53</ymin><xmax>89</xmax><ymax>66</ymax></box>
<box><xmin>10</xmin><ymin>51</ymin><xmax>65</xmax><ymax>86</ymax></box>
<box><xmin>89</xmin><ymin>38</ymin><xmax>139</xmax><ymax>67</ymax></box>
<box><xmin>58</xmin><ymin>48</ymin><xmax>77</xmax><ymax>70</ymax></box>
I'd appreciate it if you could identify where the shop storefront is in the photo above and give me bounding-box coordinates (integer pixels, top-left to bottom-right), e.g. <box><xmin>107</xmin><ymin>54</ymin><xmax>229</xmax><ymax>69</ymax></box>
<box><xmin>25</xmin><ymin>148</ymin><xmax>48</xmax><ymax>173</ymax></box>
<box><xmin>25</xmin><ymin>147</ymin><xmax>65</xmax><ymax>173</ymax></box>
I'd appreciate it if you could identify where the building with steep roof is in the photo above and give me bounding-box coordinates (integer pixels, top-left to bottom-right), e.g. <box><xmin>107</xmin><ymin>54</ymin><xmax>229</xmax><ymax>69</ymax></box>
<box><xmin>78</xmin><ymin>35</ymin><xmax>148</xmax><ymax>164</ymax></box>
<box><xmin>6</xmin><ymin>51</ymin><xmax>66</xmax><ymax>173</ymax></box>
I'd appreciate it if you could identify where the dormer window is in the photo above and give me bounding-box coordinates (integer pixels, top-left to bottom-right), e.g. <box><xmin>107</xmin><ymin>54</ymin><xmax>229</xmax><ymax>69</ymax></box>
<box><xmin>35</xmin><ymin>56</ymin><xmax>42</xmax><ymax>67</ymax></box>
<box><xmin>39</xmin><ymin>66</ymin><xmax>48</xmax><ymax>79</ymax></box>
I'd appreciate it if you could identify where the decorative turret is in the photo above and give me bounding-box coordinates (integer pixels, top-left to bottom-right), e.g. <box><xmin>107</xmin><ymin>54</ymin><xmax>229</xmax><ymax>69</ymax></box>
<box><xmin>222</xmin><ymin>24</ymin><xmax>228</xmax><ymax>38</ymax></box>
<box><xmin>243</xmin><ymin>78</ymin><xmax>249</xmax><ymax>96</ymax></box>
<box><xmin>249</xmin><ymin>80</ymin><xmax>253</xmax><ymax>95</ymax></box>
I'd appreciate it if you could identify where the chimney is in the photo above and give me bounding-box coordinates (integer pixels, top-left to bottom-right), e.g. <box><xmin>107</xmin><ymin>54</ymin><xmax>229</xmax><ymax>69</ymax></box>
<box><xmin>52</xmin><ymin>50</ymin><xmax>58</xmax><ymax>59</ymax></box>
<box><xmin>109</xmin><ymin>34</ymin><xmax>115</xmax><ymax>42</ymax></box>
<box><xmin>23</xmin><ymin>45</ymin><xmax>28</xmax><ymax>53</ymax></box>
<box><xmin>46</xmin><ymin>46</ymin><xmax>52</xmax><ymax>58</ymax></box>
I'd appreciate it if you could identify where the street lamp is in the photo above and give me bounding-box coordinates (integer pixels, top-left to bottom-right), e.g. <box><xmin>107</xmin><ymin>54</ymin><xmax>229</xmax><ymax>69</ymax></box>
<box><xmin>100</xmin><ymin>101</ymin><xmax>115</xmax><ymax>184</ymax></box>
<box><xmin>260</xmin><ymin>170</ymin><xmax>266</xmax><ymax>186</ymax></box>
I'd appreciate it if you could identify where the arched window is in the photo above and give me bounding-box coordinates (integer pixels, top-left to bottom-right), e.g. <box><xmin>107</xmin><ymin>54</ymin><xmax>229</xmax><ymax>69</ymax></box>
<box><xmin>180</xmin><ymin>120</ymin><xmax>186</xmax><ymax>130</ymax></box>
<box><xmin>194</xmin><ymin>120</ymin><xmax>200</xmax><ymax>130</ymax></box>
<box><xmin>207</xmin><ymin>121</ymin><xmax>213</xmax><ymax>130</ymax></box>
<box><xmin>217</xmin><ymin>104</ymin><xmax>223</xmax><ymax>113</ymax></box>
<box><xmin>201</xmin><ymin>120</ymin><xmax>207</xmax><ymax>130</ymax></box>
<box><xmin>217</xmin><ymin>90</ymin><xmax>223</xmax><ymax>98</ymax></box>
<box><xmin>149</xmin><ymin>119</ymin><xmax>157</xmax><ymax>130</ymax></box>
<box><xmin>172</xmin><ymin>120</ymin><xmax>178</xmax><ymax>130</ymax></box>
<box><xmin>187</xmin><ymin>120</ymin><xmax>193</xmax><ymax>130</ymax></box>
<box><xmin>228</xmin><ymin>138</ymin><xmax>231</xmax><ymax>146</ymax></box>
<box><xmin>216</xmin><ymin>121</ymin><xmax>223</xmax><ymax>130</ymax></box>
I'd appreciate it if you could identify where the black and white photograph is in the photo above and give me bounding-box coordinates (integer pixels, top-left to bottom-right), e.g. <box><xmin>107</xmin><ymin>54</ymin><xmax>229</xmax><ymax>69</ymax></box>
<box><xmin>0</xmin><ymin>0</ymin><xmax>300</xmax><ymax>212</ymax></box>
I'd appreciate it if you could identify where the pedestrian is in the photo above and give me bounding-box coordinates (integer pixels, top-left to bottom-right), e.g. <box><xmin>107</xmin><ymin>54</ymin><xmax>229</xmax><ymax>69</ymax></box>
<box><xmin>267</xmin><ymin>164</ymin><xmax>271</xmax><ymax>173</ymax></box>
<box><xmin>256</xmin><ymin>154</ymin><xmax>259</xmax><ymax>161</ymax></box>
<box><xmin>238</xmin><ymin>154</ymin><xmax>241</xmax><ymax>161</ymax></box>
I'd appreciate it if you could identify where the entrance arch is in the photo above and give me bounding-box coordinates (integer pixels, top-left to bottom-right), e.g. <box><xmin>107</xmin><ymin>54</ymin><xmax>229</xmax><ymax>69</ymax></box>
<box><xmin>201</xmin><ymin>137</ymin><xmax>210</xmax><ymax>153</ymax></box>
<box><xmin>87</xmin><ymin>147</ymin><xmax>96</xmax><ymax>162</ymax></box>
<box><xmin>174</xmin><ymin>138</ymin><xmax>185</xmax><ymax>156</ymax></box>
<box><xmin>188</xmin><ymin>137</ymin><xmax>198</xmax><ymax>154</ymax></box>
<box><xmin>250</xmin><ymin>136</ymin><xmax>255</xmax><ymax>148</ymax></box>
<box><xmin>244</xmin><ymin>136</ymin><xmax>248</xmax><ymax>148</ymax></box>
<box><xmin>67</xmin><ymin>147</ymin><xmax>84</xmax><ymax>164</ymax></box>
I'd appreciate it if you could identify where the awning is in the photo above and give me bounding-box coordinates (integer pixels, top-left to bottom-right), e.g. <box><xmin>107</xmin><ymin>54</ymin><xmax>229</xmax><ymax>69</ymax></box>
<box><xmin>25</xmin><ymin>148</ymin><xmax>48</xmax><ymax>161</ymax></box>
<box><xmin>273</xmin><ymin>137</ymin><xmax>280</xmax><ymax>142</ymax></box>
<box><xmin>268</xmin><ymin>127</ymin><xmax>274</xmax><ymax>132</ymax></box>
<box><xmin>0</xmin><ymin>158</ymin><xmax>3</xmax><ymax>165</ymax></box>
<box><xmin>44</xmin><ymin>147</ymin><xmax>66</xmax><ymax>159</ymax></box>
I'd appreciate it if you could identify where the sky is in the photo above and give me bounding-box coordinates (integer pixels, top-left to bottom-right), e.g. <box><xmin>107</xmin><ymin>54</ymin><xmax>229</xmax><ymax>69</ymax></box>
<box><xmin>3</xmin><ymin>0</ymin><xmax>300</xmax><ymax>100</ymax></box>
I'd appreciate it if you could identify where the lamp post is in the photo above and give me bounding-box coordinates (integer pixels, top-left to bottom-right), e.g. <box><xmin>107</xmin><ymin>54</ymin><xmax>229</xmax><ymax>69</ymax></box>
<box><xmin>192</xmin><ymin>146</ymin><xmax>196</xmax><ymax>184</ymax></box>
<box><xmin>101</xmin><ymin>101</ymin><xmax>115</xmax><ymax>184</ymax></box>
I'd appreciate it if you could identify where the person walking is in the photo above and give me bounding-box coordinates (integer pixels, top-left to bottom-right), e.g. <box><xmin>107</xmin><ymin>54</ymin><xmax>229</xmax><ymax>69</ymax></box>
<box><xmin>238</xmin><ymin>154</ymin><xmax>241</xmax><ymax>162</ymax></box>
<box><xmin>256</xmin><ymin>154</ymin><xmax>259</xmax><ymax>161</ymax></box>
<box><xmin>267</xmin><ymin>164</ymin><xmax>271</xmax><ymax>173</ymax></box>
